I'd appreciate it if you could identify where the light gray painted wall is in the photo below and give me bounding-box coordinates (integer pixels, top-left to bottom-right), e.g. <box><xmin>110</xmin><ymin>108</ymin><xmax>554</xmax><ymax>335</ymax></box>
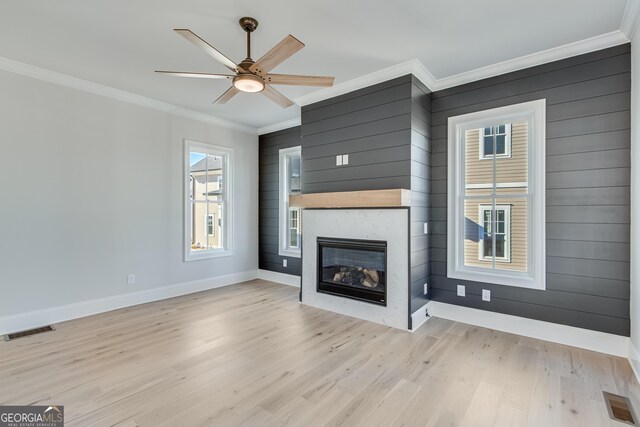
<box><xmin>0</xmin><ymin>69</ymin><xmax>258</xmax><ymax>318</ymax></box>
<box><xmin>430</xmin><ymin>44</ymin><xmax>631</xmax><ymax>336</ymax></box>
<box><xmin>258</xmin><ymin>127</ymin><xmax>302</xmax><ymax>276</ymax></box>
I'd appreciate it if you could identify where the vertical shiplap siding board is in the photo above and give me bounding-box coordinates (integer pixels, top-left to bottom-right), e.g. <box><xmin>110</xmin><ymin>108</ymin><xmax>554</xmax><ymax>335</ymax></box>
<box><xmin>430</xmin><ymin>72</ymin><xmax>631</xmax><ymax>127</ymax></box>
<box><xmin>302</xmin><ymin>98</ymin><xmax>412</xmax><ymax>136</ymax></box>
<box><xmin>302</xmin><ymin>130</ymin><xmax>411</xmax><ymax>159</ymax></box>
<box><xmin>301</xmin><ymin>78</ymin><xmax>414</xmax><ymax>194</ymax></box>
<box><xmin>409</xmin><ymin>82</ymin><xmax>432</xmax><ymax>305</ymax></box>
<box><xmin>433</xmin><ymin>54</ymin><xmax>630</xmax><ymax>112</ymax></box>
<box><xmin>258</xmin><ymin>126</ymin><xmax>302</xmax><ymax>276</ymax></box>
<box><xmin>429</xmin><ymin>276</ymin><xmax>629</xmax><ymax>318</ymax></box>
<box><xmin>429</xmin><ymin>45</ymin><xmax>631</xmax><ymax>335</ymax></box>
<box><xmin>432</xmin><ymin>43</ymin><xmax>630</xmax><ymax>99</ymax></box>
<box><xmin>302</xmin><ymin>75</ymin><xmax>412</xmax><ymax>113</ymax></box>
<box><xmin>546</xmin><ymin>129</ymin><xmax>630</xmax><ymax>155</ymax></box>
<box><xmin>429</xmin><ymin>288</ymin><xmax>629</xmax><ymax>336</ymax></box>
<box><xmin>300</xmin><ymin>176</ymin><xmax>411</xmax><ymax>194</ymax></box>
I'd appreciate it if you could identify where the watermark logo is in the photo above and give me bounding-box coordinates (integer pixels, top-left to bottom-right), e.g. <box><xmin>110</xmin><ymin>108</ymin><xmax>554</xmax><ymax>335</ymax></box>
<box><xmin>0</xmin><ymin>405</ymin><xmax>64</xmax><ymax>427</ymax></box>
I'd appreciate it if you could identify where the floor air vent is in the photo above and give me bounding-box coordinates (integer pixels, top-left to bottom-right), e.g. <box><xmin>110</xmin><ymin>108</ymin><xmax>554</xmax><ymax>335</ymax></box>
<box><xmin>604</xmin><ymin>391</ymin><xmax>637</xmax><ymax>425</ymax></box>
<box><xmin>4</xmin><ymin>325</ymin><xmax>55</xmax><ymax>341</ymax></box>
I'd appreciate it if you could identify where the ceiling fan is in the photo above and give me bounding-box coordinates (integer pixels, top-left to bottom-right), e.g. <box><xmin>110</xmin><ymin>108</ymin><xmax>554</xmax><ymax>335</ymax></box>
<box><xmin>155</xmin><ymin>17</ymin><xmax>335</xmax><ymax>108</ymax></box>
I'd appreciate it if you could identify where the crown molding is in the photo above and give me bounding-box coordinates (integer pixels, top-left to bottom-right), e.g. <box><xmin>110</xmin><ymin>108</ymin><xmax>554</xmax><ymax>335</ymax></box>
<box><xmin>430</xmin><ymin>30</ymin><xmax>630</xmax><ymax>91</ymax></box>
<box><xmin>257</xmin><ymin>117</ymin><xmax>301</xmax><ymax>135</ymax></box>
<box><xmin>294</xmin><ymin>59</ymin><xmax>437</xmax><ymax>107</ymax></box>
<box><xmin>621</xmin><ymin>0</ymin><xmax>640</xmax><ymax>38</ymax></box>
<box><xmin>290</xmin><ymin>29</ymin><xmax>629</xmax><ymax>108</ymax></box>
<box><xmin>0</xmin><ymin>56</ymin><xmax>257</xmax><ymax>134</ymax></box>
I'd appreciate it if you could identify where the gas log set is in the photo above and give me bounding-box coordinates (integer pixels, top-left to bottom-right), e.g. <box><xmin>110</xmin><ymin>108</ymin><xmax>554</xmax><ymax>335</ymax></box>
<box><xmin>331</xmin><ymin>266</ymin><xmax>381</xmax><ymax>288</ymax></box>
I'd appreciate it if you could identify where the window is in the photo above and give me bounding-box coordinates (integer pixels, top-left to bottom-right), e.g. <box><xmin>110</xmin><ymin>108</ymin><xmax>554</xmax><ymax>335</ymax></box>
<box><xmin>184</xmin><ymin>140</ymin><xmax>233</xmax><ymax>260</ymax></box>
<box><xmin>448</xmin><ymin>100</ymin><xmax>545</xmax><ymax>289</ymax></box>
<box><xmin>279</xmin><ymin>146</ymin><xmax>302</xmax><ymax>257</ymax></box>
<box><xmin>478</xmin><ymin>205</ymin><xmax>511</xmax><ymax>262</ymax></box>
<box><xmin>480</xmin><ymin>124</ymin><xmax>511</xmax><ymax>158</ymax></box>
<box><xmin>207</xmin><ymin>214</ymin><xmax>215</xmax><ymax>237</ymax></box>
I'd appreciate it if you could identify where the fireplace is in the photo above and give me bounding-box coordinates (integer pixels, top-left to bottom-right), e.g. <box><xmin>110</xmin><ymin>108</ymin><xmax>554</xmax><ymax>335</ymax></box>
<box><xmin>317</xmin><ymin>237</ymin><xmax>387</xmax><ymax>306</ymax></box>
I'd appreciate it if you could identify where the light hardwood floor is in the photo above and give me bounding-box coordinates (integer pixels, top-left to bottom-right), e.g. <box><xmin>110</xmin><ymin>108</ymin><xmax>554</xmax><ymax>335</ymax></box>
<box><xmin>0</xmin><ymin>280</ymin><xmax>637</xmax><ymax>426</ymax></box>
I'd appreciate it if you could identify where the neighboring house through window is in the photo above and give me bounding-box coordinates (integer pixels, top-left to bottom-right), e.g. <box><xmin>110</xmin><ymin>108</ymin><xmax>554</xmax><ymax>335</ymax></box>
<box><xmin>184</xmin><ymin>140</ymin><xmax>233</xmax><ymax>261</ymax></box>
<box><xmin>448</xmin><ymin>100</ymin><xmax>545</xmax><ymax>289</ymax></box>
<box><xmin>480</xmin><ymin>124</ymin><xmax>511</xmax><ymax>158</ymax></box>
<box><xmin>479</xmin><ymin>205</ymin><xmax>511</xmax><ymax>262</ymax></box>
<box><xmin>279</xmin><ymin>146</ymin><xmax>302</xmax><ymax>257</ymax></box>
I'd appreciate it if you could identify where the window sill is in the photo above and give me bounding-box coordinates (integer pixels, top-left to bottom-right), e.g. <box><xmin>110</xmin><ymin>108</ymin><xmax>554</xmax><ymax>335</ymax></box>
<box><xmin>447</xmin><ymin>268</ymin><xmax>545</xmax><ymax>290</ymax></box>
<box><xmin>185</xmin><ymin>249</ymin><xmax>234</xmax><ymax>262</ymax></box>
<box><xmin>278</xmin><ymin>249</ymin><xmax>301</xmax><ymax>259</ymax></box>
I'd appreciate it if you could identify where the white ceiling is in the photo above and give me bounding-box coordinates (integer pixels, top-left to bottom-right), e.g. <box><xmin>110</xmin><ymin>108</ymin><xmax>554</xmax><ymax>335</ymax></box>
<box><xmin>0</xmin><ymin>0</ymin><xmax>631</xmax><ymax>130</ymax></box>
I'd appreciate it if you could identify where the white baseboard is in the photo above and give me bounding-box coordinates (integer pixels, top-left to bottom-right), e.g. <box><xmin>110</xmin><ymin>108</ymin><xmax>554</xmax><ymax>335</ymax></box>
<box><xmin>629</xmin><ymin>341</ymin><xmax>640</xmax><ymax>384</ymax></box>
<box><xmin>257</xmin><ymin>269</ymin><xmax>301</xmax><ymax>287</ymax></box>
<box><xmin>410</xmin><ymin>301</ymin><xmax>430</xmax><ymax>332</ymax></box>
<box><xmin>0</xmin><ymin>270</ymin><xmax>258</xmax><ymax>336</ymax></box>
<box><xmin>426</xmin><ymin>301</ymin><xmax>629</xmax><ymax>357</ymax></box>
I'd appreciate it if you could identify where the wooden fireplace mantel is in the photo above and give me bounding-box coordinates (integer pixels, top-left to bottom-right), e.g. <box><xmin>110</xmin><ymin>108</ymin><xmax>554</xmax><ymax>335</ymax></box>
<box><xmin>289</xmin><ymin>189</ymin><xmax>411</xmax><ymax>209</ymax></box>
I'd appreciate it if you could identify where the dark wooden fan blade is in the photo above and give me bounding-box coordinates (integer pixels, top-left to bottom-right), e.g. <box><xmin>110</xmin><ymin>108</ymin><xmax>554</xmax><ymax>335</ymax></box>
<box><xmin>155</xmin><ymin>71</ymin><xmax>234</xmax><ymax>79</ymax></box>
<box><xmin>262</xmin><ymin>84</ymin><xmax>294</xmax><ymax>108</ymax></box>
<box><xmin>214</xmin><ymin>86</ymin><xmax>240</xmax><ymax>104</ymax></box>
<box><xmin>266</xmin><ymin>73</ymin><xmax>334</xmax><ymax>87</ymax></box>
<box><xmin>249</xmin><ymin>35</ymin><xmax>304</xmax><ymax>75</ymax></box>
<box><xmin>174</xmin><ymin>29</ymin><xmax>239</xmax><ymax>72</ymax></box>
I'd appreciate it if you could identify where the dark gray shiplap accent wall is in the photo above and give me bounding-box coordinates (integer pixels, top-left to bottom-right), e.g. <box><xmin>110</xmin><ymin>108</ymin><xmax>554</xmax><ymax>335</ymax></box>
<box><xmin>410</xmin><ymin>76</ymin><xmax>432</xmax><ymax>313</ymax></box>
<box><xmin>301</xmin><ymin>75</ymin><xmax>413</xmax><ymax>194</ymax></box>
<box><xmin>259</xmin><ymin>126</ymin><xmax>302</xmax><ymax>276</ymax></box>
<box><xmin>430</xmin><ymin>44</ymin><xmax>631</xmax><ymax>336</ymax></box>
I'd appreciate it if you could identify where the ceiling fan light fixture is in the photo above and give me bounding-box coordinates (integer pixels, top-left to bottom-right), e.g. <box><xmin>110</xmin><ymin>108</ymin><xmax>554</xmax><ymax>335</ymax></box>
<box><xmin>233</xmin><ymin>74</ymin><xmax>265</xmax><ymax>93</ymax></box>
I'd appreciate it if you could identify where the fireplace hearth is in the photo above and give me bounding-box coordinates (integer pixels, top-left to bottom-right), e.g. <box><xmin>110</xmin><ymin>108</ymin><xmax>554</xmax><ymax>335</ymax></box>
<box><xmin>317</xmin><ymin>237</ymin><xmax>387</xmax><ymax>305</ymax></box>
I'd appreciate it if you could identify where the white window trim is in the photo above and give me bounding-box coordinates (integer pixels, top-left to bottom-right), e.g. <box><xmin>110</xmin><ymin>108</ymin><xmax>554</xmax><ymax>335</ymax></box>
<box><xmin>447</xmin><ymin>99</ymin><xmax>546</xmax><ymax>290</ymax></box>
<box><xmin>478</xmin><ymin>204</ymin><xmax>511</xmax><ymax>263</ymax></box>
<box><xmin>278</xmin><ymin>146</ymin><xmax>302</xmax><ymax>258</ymax></box>
<box><xmin>466</xmin><ymin>182</ymin><xmax>527</xmax><ymax>190</ymax></box>
<box><xmin>184</xmin><ymin>139</ymin><xmax>234</xmax><ymax>261</ymax></box>
<box><xmin>479</xmin><ymin>124</ymin><xmax>512</xmax><ymax>159</ymax></box>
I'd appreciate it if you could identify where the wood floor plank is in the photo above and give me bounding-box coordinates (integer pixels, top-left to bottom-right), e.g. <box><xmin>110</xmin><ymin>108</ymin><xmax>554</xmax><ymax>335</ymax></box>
<box><xmin>0</xmin><ymin>279</ymin><xmax>637</xmax><ymax>426</ymax></box>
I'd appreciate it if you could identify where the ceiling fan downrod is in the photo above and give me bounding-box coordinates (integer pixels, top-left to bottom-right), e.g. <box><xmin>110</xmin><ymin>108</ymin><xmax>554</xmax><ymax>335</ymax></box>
<box><xmin>239</xmin><ymin>17</ymin><xmax>259</xmax><ymax>61</ymax></box>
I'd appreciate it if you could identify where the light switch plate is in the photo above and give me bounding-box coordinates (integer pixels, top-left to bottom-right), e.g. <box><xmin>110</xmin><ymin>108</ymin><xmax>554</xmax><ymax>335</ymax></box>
<box><xmin>482</xmin><ymin>289</ymin><xmax>491</xmax><ymax>301</ymax></box>
<box><xmin>424</xmin><ymin>222</ymin><xmax>429</xmax><ymax>234</ymax></box>
<box><xmin>342</xmin><ymin>154</ymin><xmax>349</xmax><ymax>165</ymax></box>
<box><xmin>283</xmin><ymin>259</ymin><xmax>288</xmax><ymax>267</ymax></box>
<box><xmin>424</xmin><ymin>283</ymin><xmax>428</xmax><ymax>295</ymax></box>
<box><xmin>457</xmin><ymin>285</ymin><xmax>465</xmax><ymax>297</ymax></box>
<box><xmin>127</xmin><ymin>274</ymin><xmax>135</xmax><ymax>285</ymax></box>
<box><xmin>336</xmin><ymin>155</ymin><xmax>342</xmax><ymax>166</ymax></box>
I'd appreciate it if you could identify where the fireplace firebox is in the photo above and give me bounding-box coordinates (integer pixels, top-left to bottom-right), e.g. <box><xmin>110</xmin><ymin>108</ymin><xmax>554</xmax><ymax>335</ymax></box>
<box><xmin>317</xmin><ymin>237</ymin><xmax>387</xmax><ymax>306</ymax></box>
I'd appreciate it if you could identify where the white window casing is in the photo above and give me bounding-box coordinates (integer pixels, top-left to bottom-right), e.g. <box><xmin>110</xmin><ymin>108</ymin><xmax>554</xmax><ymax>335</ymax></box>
<box><xmin>447</xmin><ymin>99</ymin><xmax>546</xmax><ymax>290</ymax></box>
<box><xmin>279</xmin><ymin>146</ymin><xmax>302</xmax><ymax>258</ymax></box>
<box><xmin>184</xmin><ymin>140</ymin><xmax>234</xmax><ymax>261</ymax></box>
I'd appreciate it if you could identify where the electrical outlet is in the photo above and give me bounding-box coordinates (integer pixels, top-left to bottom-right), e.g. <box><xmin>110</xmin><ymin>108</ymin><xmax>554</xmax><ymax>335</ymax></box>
<box><xmin>283</xmin><ymin>259</ymin><xmax>288</xmax><ymax>267</ymax></box>
<box><xmin>482</xmin><ymin>289</ymin><xmax>491</xmax><ymax>301</ymax></box>
<box><xmin>423</xmin><ymin>222</ymin><xmax>429</xmax><ymax>234</ymax></box>
<box><xmin>342</xmin><ymin>154</ymin><xmax>349</xmax><ymax>165</ymax></box>
<box><xmin>336</xmin><ymin>155</ymin><xmax>342</xmax><ymax>166</ymax></box>
<box><xmin>127</xmin><ymin>274</ymin><xmax>136</xmax><ymax>285</ymax></box>
<box><xmin>423</xmin><ymin>283</ymin><xmax>428</xmax><ymax>295</ymax></box>
<box><xmin>457</xmin><ymin>284</ymin><xmax>465</xmax><ymax>297</ymax></box>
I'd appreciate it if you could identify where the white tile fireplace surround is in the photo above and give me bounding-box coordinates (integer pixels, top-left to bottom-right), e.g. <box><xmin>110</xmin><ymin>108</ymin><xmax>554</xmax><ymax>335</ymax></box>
<box><xmin>301</xmin><ymin>209</ymin><xmax>409</xmax><ymax>330</ymax></box>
